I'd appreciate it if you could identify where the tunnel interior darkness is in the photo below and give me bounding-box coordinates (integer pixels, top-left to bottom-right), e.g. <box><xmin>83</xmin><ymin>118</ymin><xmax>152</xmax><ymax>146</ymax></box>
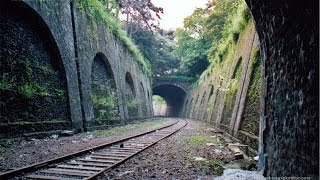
<box><xmin>152</xmin><ymin>84</ymin><xmax>186</xmax><ymax>117</ymax></box>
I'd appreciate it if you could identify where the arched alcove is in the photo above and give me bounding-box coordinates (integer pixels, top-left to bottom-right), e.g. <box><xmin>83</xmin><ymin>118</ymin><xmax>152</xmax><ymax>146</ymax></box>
<box><xmin>90</xmin><ymin>52</ymin><xmax>119</xmax><ymax>126</ymax></box>
<box><xmin>0</xmin><ymin>0</ymin><xmax>70</xmax><ymax>137</ymax></box>
<box><xmin>125</xmin><ymin>72</ymin><xmax>138</xmax><ymax>118</ymax></box>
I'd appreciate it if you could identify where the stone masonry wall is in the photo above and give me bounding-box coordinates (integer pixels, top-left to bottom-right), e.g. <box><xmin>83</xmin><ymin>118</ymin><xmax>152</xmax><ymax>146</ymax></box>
<box><xmin>245</xmin><ymin>0</ymin><xmax>318</xmax><ymax>177</ymax></box>
<box><xmin>181</xmin><ymin>21</ymin><xmax>261</xmax><ymax>155</ymax></box>
<box><xmin>0</xmin><ymin>0</ymin><xmax>153</xmax><ymax>139</ymax></box>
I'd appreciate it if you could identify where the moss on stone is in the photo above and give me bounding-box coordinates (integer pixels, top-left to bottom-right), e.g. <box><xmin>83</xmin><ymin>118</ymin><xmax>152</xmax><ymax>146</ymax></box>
<box><xmin>240</xmin><ymin>48</ymin><xmax>261</xmax><ymax>135</ymax></box>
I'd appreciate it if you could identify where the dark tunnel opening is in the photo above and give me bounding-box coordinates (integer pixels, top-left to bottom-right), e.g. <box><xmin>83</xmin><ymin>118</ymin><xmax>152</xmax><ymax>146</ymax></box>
<box><xmin>152</xmin><ymin>84</ymin><xmax>186</xmax><ymax>117</ymax></box>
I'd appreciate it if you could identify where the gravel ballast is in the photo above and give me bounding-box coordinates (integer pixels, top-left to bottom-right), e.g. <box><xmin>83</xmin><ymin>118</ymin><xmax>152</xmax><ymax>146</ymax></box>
<box><xmin>0</xmin><ymin>118</ymin><xmax>259</xmax><ymax>179</ymax></box>
<box><xmin>98</xmin><ymin>119</ymin><xmax>258</xmax><ymax>179</ymax></box>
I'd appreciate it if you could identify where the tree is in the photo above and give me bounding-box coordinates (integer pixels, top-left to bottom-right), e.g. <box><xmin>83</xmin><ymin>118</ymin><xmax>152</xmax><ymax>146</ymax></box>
<box><xmin>173</xmin><ymin>6</ymin><xmax>212</xmax><ymax>78</ymax></box>
<box><xmin>119</xmin><ymin>0</ymin><xmax>163</xmax><ymax>33</ymax></box>
<box><xmin>98</xmin><ymin>0</ymin><xmax>121</xmax><ymax>17</ymax></box>
<box><xmin>127</xmin><ymin>23</ymin><xmax>180</xmax><ymax>77</ymax></box>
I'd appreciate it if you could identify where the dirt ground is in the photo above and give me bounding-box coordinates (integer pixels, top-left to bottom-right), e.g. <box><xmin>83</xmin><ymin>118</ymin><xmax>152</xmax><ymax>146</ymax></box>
<box><xmin>0</xmin><ymin>118</ymin><xmax>258</xmax><ymax>179</ymax></box>
<box><xmin>0</xmin><ymin>118</ymin><xmax>175</xmax><ymax>172</ymax></box>
<box><xmin>97</xmin><ymin>119</ymin><xmax>258</xmax><ymax>179</ymax></box>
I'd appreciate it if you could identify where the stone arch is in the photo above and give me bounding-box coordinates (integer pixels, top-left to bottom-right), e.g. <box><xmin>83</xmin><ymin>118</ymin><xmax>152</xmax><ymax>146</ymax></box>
<box><xmin>90</xmin><ymin>52</ymin><xmax>119</xmax><ymax>126</ymax></box>
<box><xmin>0</xmin><ymin>0</ymin><xmax>70</xmax><ymax>137</ymax></box>
<box><xmin>125</xmin><ymin>72</ymin><xmax>138</xmax><ymax>118</ymax></box>
<box><xmin>244</xmin><ymin>0</ymin><xmax>318</xmax><ymax>177</ymax></box>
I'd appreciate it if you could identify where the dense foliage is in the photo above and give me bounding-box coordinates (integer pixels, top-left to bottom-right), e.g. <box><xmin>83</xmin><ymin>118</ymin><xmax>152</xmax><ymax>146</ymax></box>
<box><xmin>174</xmin><ymin>0</ymin><xmax>251</xmax><ymax>80</ymax></box>
<box><xmin>127</xmin><ymin>23</ymin><xmax>180</xmax><ymax>77</ymax></box>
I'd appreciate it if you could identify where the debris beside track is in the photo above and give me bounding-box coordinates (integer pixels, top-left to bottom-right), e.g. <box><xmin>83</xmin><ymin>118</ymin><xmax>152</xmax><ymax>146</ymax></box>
<box><xmin>99</xmin><ymin>119</ymin><xmax>258</xmax><ymax>179</ymax></box>
<box><xmin>0</xmin><ymin>118</ymin><xmax>175</xmax><ymax>173</ymax></box>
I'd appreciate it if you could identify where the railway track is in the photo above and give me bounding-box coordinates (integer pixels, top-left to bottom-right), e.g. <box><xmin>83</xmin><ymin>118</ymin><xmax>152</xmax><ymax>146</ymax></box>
<box><xmin>0</xmin><ymin>119</ymin><xmax>187</xmax><ymax>180</ymax></box>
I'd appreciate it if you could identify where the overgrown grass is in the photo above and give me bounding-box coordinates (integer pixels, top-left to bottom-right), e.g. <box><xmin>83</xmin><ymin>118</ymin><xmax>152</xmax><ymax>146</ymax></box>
<box><xmin>75</xmin><ymin>0</ymin><xmax>152</xmax><ymax>77</ymax></box>
<box><xmin>185</xmin><ymin>135</ymin><xmax>222</xmax><ymax>149</ymax></box>
<box><xmin>90</xmin><ymin>119</ymin><xmax>172</xmax><ymax>137</ymax></box>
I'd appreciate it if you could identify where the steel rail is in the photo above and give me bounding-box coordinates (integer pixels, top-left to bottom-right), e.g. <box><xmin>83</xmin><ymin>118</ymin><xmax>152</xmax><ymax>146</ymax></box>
<box><xmin>0</xmin><ymin>119</ymin><xmax>181</xmax><ymax>180</ymax></box>
<box><xmin>86</xmin><ymin>119</ymin><xmax>187</xmax><ymax>179</ymax></box>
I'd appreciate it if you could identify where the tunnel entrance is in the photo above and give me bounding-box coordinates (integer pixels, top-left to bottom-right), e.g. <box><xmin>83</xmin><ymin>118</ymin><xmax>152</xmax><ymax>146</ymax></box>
<box><xmin>152</xmin><ymin>84</ymin><xmax>186</xmax><ymax>117</ymax></box>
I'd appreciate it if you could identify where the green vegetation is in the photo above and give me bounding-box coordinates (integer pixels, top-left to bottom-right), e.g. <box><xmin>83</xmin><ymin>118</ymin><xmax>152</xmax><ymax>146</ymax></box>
<box><xmin>91</xmin><ymin>119</ymin><xmax>171</xmax><ymax>137</ymax></box>
<box><xmin>152</xmin><ymin>95</ymin><xmax>166</xmax><ymax>108</ymax></box>
<box><xmin>247</xmin><ymin>48</ymin><xmax>261</xmax><ymax>103</ymax></box>
<box><xmin>152</xmin><ymin>95</ymin><xmax>166</xmax><ymax>105</ymax></box>
<box><xmin>225</xmin><ymin>80</ymin><xmax>239</xmax><ymax>109</ymax></box>
<box><xmin>240</xmin><ymin>48</ymin><xmax>261</xmax><ymax>135</ymax></box>
<box><xmin>75</xmin><ymin>0</ymin><xmax>152</xmax><ymax>77</ymax></box>
<box><xmin>17</xmin><ymin>82</ymin><xmax>49</xmax><ymax>99</ymax></box>
<box><xmin>91</xmin><ymin>91</ymin><xmax>119</xmax><ymax>123</ymax></box>
<box><xmin>200</xmin><ymin>159</ymin><xmax>224</xmax><ymax>175</ymax></box>
<box><xmin>126</xmin><ymin>98</ymin><xmax>137</xmax><ymax>110</ymax></box>
<box><xmin>173</xmin><ymin>0</ymin><xmax>251</xmax><ymax>82</ymax></box>
<box><xmin>185</xmin><ymin>135</ymin><xmax>222</xmax><ymax>149</ymax></box>
<box><xmin>128</xmin><ymin>23</ymin><xmax>180</xmax><ymax>78</ymax></box>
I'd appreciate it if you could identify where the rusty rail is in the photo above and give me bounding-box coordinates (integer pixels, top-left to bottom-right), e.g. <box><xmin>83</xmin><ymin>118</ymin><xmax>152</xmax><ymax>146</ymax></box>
<box><xmin>0</xmin><ymin>119</ymin><xmax>187</xmax><ymax>180</ymax></box>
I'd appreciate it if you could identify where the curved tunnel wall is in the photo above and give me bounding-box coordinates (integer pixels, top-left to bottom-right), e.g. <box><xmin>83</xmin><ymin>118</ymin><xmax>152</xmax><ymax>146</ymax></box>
<box><xmin>245</xmin><ymin>0</ymin><xmax>319</xmax><ymax>177</ymax></box>
<box><xmin>153</xmin><ymin>84</ymin><xmax>186</xmax><ymax>117</ymax></box>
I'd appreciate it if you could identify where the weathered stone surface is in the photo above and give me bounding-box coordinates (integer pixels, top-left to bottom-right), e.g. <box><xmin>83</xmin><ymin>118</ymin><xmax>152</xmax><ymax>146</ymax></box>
<box><xmin>245</xmin><ymin>0</ymin><xmax>319</xmax><ymax>177</ymax></box>
<box><xmin>0</xmin><ymin>0</ymin><xmax>153</xmax><ymax>138</ymax></box>
<box><xmin>182</xmin><ymin>0</ymin><xmax>319</xmax><ymax>178</ymax></box>
<box><xmin>181</xmin><ymin>21</ymin><xmax>260</xmax><ymax>152</ymax></box>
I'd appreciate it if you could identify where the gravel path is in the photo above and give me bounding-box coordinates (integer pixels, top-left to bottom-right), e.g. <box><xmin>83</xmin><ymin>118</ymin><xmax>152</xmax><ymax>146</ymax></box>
<box><xmin>0</xmin><ymin>118</ymin><xmax>175</xmax><ymax>172</ymax></box>
<box><xmin>98</xmin><ymin>119</ymin><xmax>257</xmax><ymax>180</ymax></box>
